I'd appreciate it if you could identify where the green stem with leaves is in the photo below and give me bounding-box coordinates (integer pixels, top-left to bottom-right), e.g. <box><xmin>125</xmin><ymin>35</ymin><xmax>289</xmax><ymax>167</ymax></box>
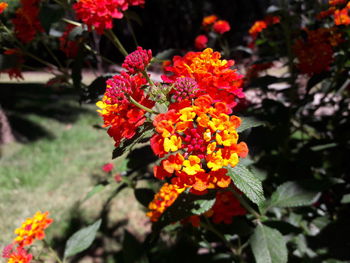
<box><xmin>230</xmin><ymin>188</ymin><xmax>261</xmax><ymax>220</ymax></box>
<box><xmin>127</xmin><ymin>95</ymin><xmax>159</xmax><ymax>114</ymax></box>
<box><xmin>201</xmin><ymin>219</ymin><xmax>238</xmax><ymax>256</ymax></box>
<box><xmin>104</xmin><ymin>29</ymin><xmax>128</xmax><ymax>57</ymax></box>
<box><xmin>43</xmin><ymin>239</ymin><xmax>64</xmax><ymax>263</ymax></box>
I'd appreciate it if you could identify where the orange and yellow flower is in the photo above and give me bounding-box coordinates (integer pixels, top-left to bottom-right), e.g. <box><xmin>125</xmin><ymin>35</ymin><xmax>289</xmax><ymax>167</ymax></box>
<box><xmin>146</xmin><ymin>183</ymin><xmax>185</xmax><ymax>222</ymax></box>
<box><xmin>13</xmin><ymin>211</ymin><xmax>53</xmax><ymax>247</ymax></box>
<box><xmin>202</xmin><ymin>15</ymin><xmax>218</xmax><ymax>27</ymax></box>
<box><xmin>151</xmin><ymin>95</ymin><xmax>248</xmax><ymax>193</ymax></box>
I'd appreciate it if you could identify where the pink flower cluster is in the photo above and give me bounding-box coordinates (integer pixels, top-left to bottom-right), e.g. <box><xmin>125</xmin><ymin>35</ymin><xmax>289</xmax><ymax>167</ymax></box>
<box><xmin>73</xmin><ymin>0</ymin><xmax>145</xmax><ymax>34</ymax></box>
<box><xmin>122</xmin><ymin>46</ymin><xmax>152</xmax><ymax>74</ymax></box>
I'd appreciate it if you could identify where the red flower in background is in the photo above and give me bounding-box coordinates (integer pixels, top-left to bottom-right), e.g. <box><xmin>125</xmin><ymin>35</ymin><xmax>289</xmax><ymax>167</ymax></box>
<box><xmin>12</xmin><ymin>0</ymin><xmax>43</xmax><ymax>43</ymax></box>
<box><xmin>0</xmin><ymin>2</ymin><xmax>8</xmax><ymax>13</ymax></box>
<box><xmin>59</xmin><ymin>24</ymin><xmax>80</xmax><ymax>58</ymax></box>
<box><xmin>73</xmin><ymin>0</ymin><xmax>144</xmax><ymax>34</ymax></box>
<box><xmin>213</xmin><ymin>20</ymin><xmax>231</xmax><ymax>34</ymax></box>
<box><xmin>1</xmin><ymin>49</ymin><xmax>25</xmax><ymax>80</ymax></box>
<box><xmin>194</xmin><ymin>35</ymin><xmax>208</xmax><ymax>50</ymax></box>
<box><xmin>102</xmin><ymin>163</ymin><xmax>114</xmax><ymax>173</ymax></box>
<box><xmin>208</xmin><ymin>191</ymin><xmax>246</xmax><ymax>224</ymax></box>
<box><xmin>293</xmin><ymin>28</ymin><xmax>337</xmax><ymax>75</ymax></box>
<box><xmin>248</xmin><ymin>15</ymin><xmax>280</xmax><ymax>40</ymax></box>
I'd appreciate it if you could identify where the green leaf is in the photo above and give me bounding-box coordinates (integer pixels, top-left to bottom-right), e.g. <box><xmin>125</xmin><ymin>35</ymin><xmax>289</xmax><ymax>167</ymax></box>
<box><xmin>134</xmin><ymin>188</ymin><xmax>155</xmax><ymax>207</ymax></box>
<box><xmin>341</xmin><ymin>194</ymin><xmax>350</xmax><ymax>204</ymax></box>
<box><xmin>122</xmin><ymin>230</ymin><xmax>149</xmax><ymax>263</ymax></box>
<box><xmin>39</xmin><ymin>3</ymin><xmax>64</xmax><ymax>33</ymax></box>
<box><xmin>310</xmin><ymin>143</ymin><xmax>337</xmax><ymax>151</ymax></box>
<box><xmin>64</xmin><ymin>219</ymin><xmax>102</xmax><ymax>259</ymax></box>
<box><xmin>250</xmin><ymin>224</ymin><xmax>287</xmax><ymax>263</ymax></box>
<box><xmin>68</xmin><ymin>26</ymin><xmax>85</xmax><ymax>41</ymax></box>
<box><xmin>267</xmin><ymin>181</ymin><xmax>320</xmax><ymax>208</ymax></box>
<box><xmin>154</xmin><ymin>190</ymin><xmax>216</xmax><ymax>229</ymax></box>
<box><xmin>154</xmin><ymin>49</ymin><xmax>177</xmax><ymax>61</ymax></box>
<box><xmin>237</xmin><ymin>117</ymin><xmax>265</xmax><ymax>133</ymax></box>
<box><xmin>228</xmin><ymin>163</ymin><xmax>265</xmax><ymax>206</ymax></box>
<box><xmin>83</xmin><ymin>184</ymin><xmax>105</xmax><ymax>202</ymax></box>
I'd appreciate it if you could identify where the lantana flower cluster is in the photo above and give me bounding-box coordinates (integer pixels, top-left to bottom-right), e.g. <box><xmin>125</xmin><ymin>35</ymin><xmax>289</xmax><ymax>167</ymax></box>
<box><xmin>97</xmin><ymin>46</ymin><xmax>248</xmax><ymax>225</ymax></box>
<box><xmin>0</xmin><ymin>2</ymin><xmax>7</xmax><ymax>14</ymax></box>
<box><xmin>194</xmin><ymin>15</ymin><xmax>231</xmax><ymax>50</ymax></box>
<box><xmin>73</xmin><ymin>0</ymin><xmax>145</xmax><ymax>34</ymax></box>
<box><xmin>151</xmin><ymin>95</ymin><xmax>248</xmax><ymax>193</ymax></box>
<box><xmin>12</xmin><ymin>0</ymin><xmax>43</xmax><ymax>43</ymax></box>
<box><xmin>163</xmin><ymin>48</ymin><xmax>244</xmax><ymax>108</ymax></box>
<box><xmin>293</xmin><ymin>27</ymin><xmax>343</xmax><ymax>75</ymax></box>
<box><xmin>248</xmin><ymin>15</ymin><xmax>280</xmax><ymax>47</ymax></box>
<box><xmin>317</xmin><ymin>0</ymin><xmax>350</xmax><ymax>25</ymax></box>
<box><xmin>2</xmin><ymin>211</ymin><xmax>53</xmax><ymax>263</ymax></box>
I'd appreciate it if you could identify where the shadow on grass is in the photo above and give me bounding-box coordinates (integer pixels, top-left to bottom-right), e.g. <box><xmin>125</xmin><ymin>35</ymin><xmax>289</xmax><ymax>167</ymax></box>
<box><xmin>51</xmin><ymin>199</ymin><xmax>129</xmax><ymax>263</ymax></box>
<box><xmin>1</xmin><ymin>83</ymin><xmax>94</xmax><ymax>143</ymax></box>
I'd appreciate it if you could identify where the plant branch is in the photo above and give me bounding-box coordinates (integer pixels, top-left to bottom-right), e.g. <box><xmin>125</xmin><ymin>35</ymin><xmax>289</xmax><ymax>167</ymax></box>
<box><xmin>230</xmin><ymin>188</ymin><xmax>261</xmax><ymax>220</ymax></box>
<box><xmin>104</xmin><ymin>29</ymin><xmax>128</xmax><ymax>57</ymax></box>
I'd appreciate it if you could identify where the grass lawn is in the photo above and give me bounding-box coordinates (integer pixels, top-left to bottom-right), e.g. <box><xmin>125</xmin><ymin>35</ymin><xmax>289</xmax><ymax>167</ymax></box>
<box><xmin>0</xmin><ymin>83</ymin><xmax>149</xmax><ymax>259</ymax></box>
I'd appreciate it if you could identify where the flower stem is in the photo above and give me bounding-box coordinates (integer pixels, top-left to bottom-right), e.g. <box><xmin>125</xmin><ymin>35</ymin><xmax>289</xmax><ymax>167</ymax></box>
<box><xmin>104</xmin><ymin>29</ymin><xmax>128</xmax><ymax>57</ymax></box>
<box><xmin>127</xmin><ymin>95</ymin><xmax>159</xmax><ymax>114</ymax></box>
<box><xmin>141</xmin><ymin>70</ymin><xmax>156</xmax><ymax>88</ymax></box>
<box><xmin>201</xmin><ymin>219</ymin><xmax>237</xmax><ymax>256</ymax></box>
<box><xmin>230</xmin><ymin>188</ymin><xmax>261</xmax><ymax>220</ymax></box>
<box><xmin>62</xmin><ymin>18</ymin><xmax>82</xmax><ymax>27</ymax></box>
<box><xmin>43</xmin><ymin>239</ymin><xmax>63</xmax><ymax>263</ymax></box>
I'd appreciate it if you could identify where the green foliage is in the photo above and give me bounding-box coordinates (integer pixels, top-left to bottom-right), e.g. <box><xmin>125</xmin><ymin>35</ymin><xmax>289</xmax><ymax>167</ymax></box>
<box><xmin>154</xmin><ymin>190</ymin><xmax>216</xmax><ymax>229</ymax></box>
<box><xmin>262</xmin><ymin>181</ymin><xmax>321</xmax><ymax>211</ymax></box>
<box><xmin>83</xmin><ymin>184</ymin><xmax>106</xmax><ymax>202</ymax></box>
<box><xmin>228</xmin><ymin>163</ymin><xmax>265</xmax><ymax>206</ymax></box>
<box><xmin>237</xmin><ymin>117</ymin><xmax>265</xmax><ymax>133</ymax></box>
<box><xmin>64</xmin><ymin>219</ymin><xmax>102</xmax><ymax>259</ymax></box>
<box><xmin>250</xmin><ymin>224</ymin><xmax>288</xmax><ymax>263</ymax></box>
<box><xmin>39</xmin><ymin>3</ymin><xmax>65</xmax><ymax>33</ymax></box>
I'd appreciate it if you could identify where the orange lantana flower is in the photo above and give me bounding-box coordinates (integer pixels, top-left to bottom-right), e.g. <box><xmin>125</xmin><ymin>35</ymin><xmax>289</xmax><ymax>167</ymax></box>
<box><xmin>151</xmin><ymin>95</ymin><xmax>248</xmax><ymax>193</ymax></box>
<box><xmin>146</xmin><ymin>183</ymin><xmax>185</xmax><ymax>222</ymax></box>
<box><xmin>162</xmin><ymin>48</ymin><xmax>244</xmax><ymax>107</ymax></box>
<box><xmin>14</xmin><ymin>211</ymin><xmax>53</xmax><ymax>247</ymax></box>
<box><xmin>0</xmin><ymin>2</ymin><xmax>8</xmax><ymax>13</ymax></box>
